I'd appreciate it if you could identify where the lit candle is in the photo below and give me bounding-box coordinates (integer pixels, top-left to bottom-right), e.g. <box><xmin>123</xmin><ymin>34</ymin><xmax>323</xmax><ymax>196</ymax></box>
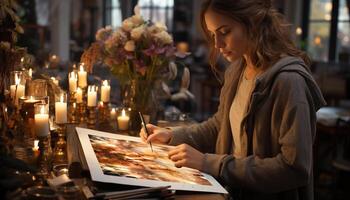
<box><xmin>87</xmin><ymin>85</ymin><xmax>97</xmax><ymax>107</ymax></box>
<box><xmin>117</xmin><ymin>109</ymin><xmax>129</xmax><ymax>130</ymax></box>
<box><xmin>110</xmin><ymin>108</ymin><xmax>116</xmax><ymax>120</ymax></box>
<box><xmin>75</xmin><ymin>87</ymin><xmax>83</xmax><ymax>103</ymax></box>
<box><xmin>68</xmin><ymin>71</ymin><xmax>77</xmax><ymax>92</ymax></box>
<box><xmin>32</xmin><ymin>140</ymin><xmax>40</xmax><ymax>158</ymax></box>
<box><xmin>78</xmin><ymin>64</ymin><xmax>87</xmax><ymax>88</ymax></box>
<box><xmin>34</xmin><ymin>104</ymin><xmax>49</xmax><ymax>137</ymax></box>
<box><xmin>51</xmin><ymin>77</ymin><xmax>59</xmax><ymax>86</ymax></box>
<box><xmin>101</xmin><ymin>80</ymin><xmax>110</xmax><ymax>102</ymax></box>
<box><xmin>55</xmin><ymin>94</ymin><xmax>67</xmax><ymax>124</ymax></box>
<box><xmin>32</xmin><ymin>140</ymin><xmax>39</xmax><ymax>151</ymax></box>
<box><xmin>28</xmin><ymin>68</ymin><xmax>33</xmax><ymax>78</ymax></box>
<box><xmin>24</xmin><ymin>96</ymin><xmax>38</xmax><ymax>103</ymax></box>
<box><xmin>10</xmin><ymin>73</ymin><xmax>25</xmax><ymax>105</ymax></box>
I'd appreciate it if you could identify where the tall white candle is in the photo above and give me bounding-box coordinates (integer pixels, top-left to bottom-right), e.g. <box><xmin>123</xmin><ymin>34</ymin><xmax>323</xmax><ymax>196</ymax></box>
<box><xmin>55</xmin><ymin>94</ymin><xmax>67</xmax><ymax>124</ymax></box>
<box><xmin>117</xmin><ymin>109</ymin><xmax>129</xmax><ymax>130</ymax></box>
<box><xmin>101</xmin><ymin>80</ymin><xmax>110</xmax><ymax>102</ymax></box>
<box><xmin>69</xmin><ymin>72</ymin><xmax>77</xmax><ymax>92</ymax></box>
<box><xmin>35</xmin><ymin>106</ymin><xmax>49</xmax><ymax>137</ymax></box>
<box><xmin>10</xmin><ymin>74</ymin><xmax>25</xmax><ymax>105</ymax></box>
<box><xmin>76</xmin><ymin>87</ymin><xmax>83</xmax><ymax>103</ymax></box>
<box><xmin>87</xmin><ymin>85</ymin><xmax>97</xmax><ymax>107</ymax></box>
<box><xmin>78</xmin><ymin>64</ymin><xmax>87</xmax><ymax>88</ymax></box>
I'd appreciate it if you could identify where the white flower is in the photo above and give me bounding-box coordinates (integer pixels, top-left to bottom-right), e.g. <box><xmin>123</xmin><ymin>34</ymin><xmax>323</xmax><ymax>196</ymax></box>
<box><xmin>131</xmin><ymin>25</ymin><xmax>145</xmax><ymax>40</ymax></box>
<box><xmin>154</xmin><ymin>31</ymin><xmax>173</xmax><ymax>44</ymax></box>
<box><xmin>124</xmin><ymin>40</ymin><xmax>135</xmax><ymax>52</ymax></box>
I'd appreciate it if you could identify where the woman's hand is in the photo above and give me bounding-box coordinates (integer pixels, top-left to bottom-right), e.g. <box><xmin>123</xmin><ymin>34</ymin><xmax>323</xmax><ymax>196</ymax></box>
<box><xmin>168</xmin><ymin>144</ymin><xmax>205</xmax><ymax>171</ymax></box>
<box><xmin>139</xmin><ymin>124</ymin><xmax>173</xmax><ymax>144</ymax></box>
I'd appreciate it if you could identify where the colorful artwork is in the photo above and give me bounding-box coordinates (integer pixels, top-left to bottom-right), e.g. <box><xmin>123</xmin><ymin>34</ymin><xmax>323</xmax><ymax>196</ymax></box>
<box><xmin>76</xmin><ymin>127</ymin><xmax>227</xmax><ymax>193</ymax></box>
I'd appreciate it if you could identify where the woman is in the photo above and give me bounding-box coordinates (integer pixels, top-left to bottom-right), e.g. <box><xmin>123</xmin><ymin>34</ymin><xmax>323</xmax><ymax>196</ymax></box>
<box><xmin>140</xmin><ymin>0</ymin><xmax>326</xmax><ymax>199</ymax></box>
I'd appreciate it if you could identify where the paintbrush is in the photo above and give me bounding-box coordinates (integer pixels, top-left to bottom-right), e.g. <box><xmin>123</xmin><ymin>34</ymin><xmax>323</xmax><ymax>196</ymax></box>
<box><xmin>138</xmin><ymin>112</ymin><xmax>154</xmax><ymax>152</ymax></box>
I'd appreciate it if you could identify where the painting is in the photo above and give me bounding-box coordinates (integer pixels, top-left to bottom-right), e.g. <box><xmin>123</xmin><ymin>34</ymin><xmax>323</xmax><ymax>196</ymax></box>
<box><xmin>76</xmin><ymin>127</ymin><xmax>227</xmax><ymax>193</ymax></box>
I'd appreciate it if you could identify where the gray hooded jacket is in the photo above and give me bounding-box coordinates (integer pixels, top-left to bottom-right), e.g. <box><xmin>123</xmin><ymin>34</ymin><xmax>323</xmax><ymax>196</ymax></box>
<box><xmin>169</xmin><ymin>56</ymin><xmax>326</xmax><ymax>200</ymax></box>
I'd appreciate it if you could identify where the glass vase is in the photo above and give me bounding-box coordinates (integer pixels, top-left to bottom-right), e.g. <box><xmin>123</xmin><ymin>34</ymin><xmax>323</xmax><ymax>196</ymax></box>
<box><xmin>121</xmin><ymin>79</ymin><xmax>158</xmax><ymax>134</ymax></box>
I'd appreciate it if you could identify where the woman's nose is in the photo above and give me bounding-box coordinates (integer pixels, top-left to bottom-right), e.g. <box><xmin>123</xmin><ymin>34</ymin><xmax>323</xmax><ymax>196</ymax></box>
<box><xmin>214</xmin><ymin>35</ymin><xmax>225</xmax><ymax>49</ymax></box>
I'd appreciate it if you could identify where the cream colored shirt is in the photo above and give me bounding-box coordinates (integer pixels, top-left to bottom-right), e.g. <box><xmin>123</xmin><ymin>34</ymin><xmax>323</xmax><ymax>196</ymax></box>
<box><xmin>229</xmin><ymin>72</ymin><xmax>255</xmax><ymax>158</ymax></box>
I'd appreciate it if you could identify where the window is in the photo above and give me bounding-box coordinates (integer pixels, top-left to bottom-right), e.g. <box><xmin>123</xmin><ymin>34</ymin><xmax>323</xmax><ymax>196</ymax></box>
<box><xmin>104</xmin><ymin>0</ymin><xmax>122</xmax><ymax>28</ymax></box>
<box><xmin>306</xmin><ymin>0</ymin><xmax>350</xmax><ymax>62</ymax></box>
<box><xmin>138</xmin><ymin>0</ymin><xmax>174</xmax><ymax>31</ymax></box>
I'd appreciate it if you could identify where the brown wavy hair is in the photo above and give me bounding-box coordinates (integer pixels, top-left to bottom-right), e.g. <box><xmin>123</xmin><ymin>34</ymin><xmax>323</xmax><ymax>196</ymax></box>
<box><xmin>200</xmin><ymin>0</ymin><xmax>310</xmax><ymax>73</ymax></box>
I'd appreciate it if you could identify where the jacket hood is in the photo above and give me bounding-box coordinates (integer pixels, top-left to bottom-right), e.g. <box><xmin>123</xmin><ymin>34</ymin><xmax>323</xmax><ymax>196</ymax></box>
<box><xmin>255</xmin><ymin>56</ymin><xmax>326</xmax><ymax>111</ymax></box>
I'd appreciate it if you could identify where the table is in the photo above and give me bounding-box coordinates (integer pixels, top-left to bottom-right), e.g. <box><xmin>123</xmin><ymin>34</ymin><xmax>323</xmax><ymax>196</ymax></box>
<box><xmin>66</xmin><ymin>121</ymin><xmax>226</xmax><ymax>200</ymax></box>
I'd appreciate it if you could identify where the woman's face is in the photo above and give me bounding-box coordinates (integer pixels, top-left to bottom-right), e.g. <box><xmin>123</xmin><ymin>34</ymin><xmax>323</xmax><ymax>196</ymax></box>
<box><xmin>204</xmin><ymin>9</ymin><xmax>249</xmax><ymax>62</ymax></box>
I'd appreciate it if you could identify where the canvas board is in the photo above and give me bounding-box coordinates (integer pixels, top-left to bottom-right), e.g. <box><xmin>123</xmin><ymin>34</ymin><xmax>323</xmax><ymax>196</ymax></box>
<box><xmin>76</xmin><ymin>127</ymin><xmax>227</xmax><ymax>193</ymax></box>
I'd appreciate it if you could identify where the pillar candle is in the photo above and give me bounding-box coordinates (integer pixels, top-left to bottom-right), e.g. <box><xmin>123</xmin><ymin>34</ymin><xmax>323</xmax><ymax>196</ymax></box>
<box><xmin>69</xmin><ymin>72</ymin><xmax>77</xmax><ymax>92</ymax></box>
<box><xmin>101</xmin><ymin>80</ymin><xmax>110</xmax><ymax>102</ymax></box>
<box><xmin>117</xmin><ymin>109</ymin><xmax>129</xmax><ymax>130</ymax></box>
<box><xmin>76</xmin><ymin>87</ymin><xmax>83</xmax><ymax>103</ymax></box>
<box><xmin>78</xmin><ymin>64</ymin><xmax>87</xmax><ymax>88</ymax></box>
<box><xmin>87</xmin><ymin>85</ymin><xmax>97</xmax><ymax>107</ymax></box>
<box><xmin>55</xmin><ymin>94</ymin><xmax>67</xmax><ymax>124</ymax></box>
<box><xmin>35</xmin><ymin>106</ymin><xmax>49</xmax><ymax>137</ymax></box>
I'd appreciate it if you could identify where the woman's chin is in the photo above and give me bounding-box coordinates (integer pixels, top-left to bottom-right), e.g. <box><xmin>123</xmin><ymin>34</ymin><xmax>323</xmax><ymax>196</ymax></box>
<box><xmin>224</xmin><ymin>55</ymin><xmax>239</xmax><ymax>63</ymax></box>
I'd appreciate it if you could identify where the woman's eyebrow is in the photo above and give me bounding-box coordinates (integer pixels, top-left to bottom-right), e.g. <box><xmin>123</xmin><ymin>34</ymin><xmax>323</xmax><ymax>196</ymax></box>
<box><xmin>215</xmin><ymin>25</ymin><xmax>229</xmax><ymax>31</ymax></box>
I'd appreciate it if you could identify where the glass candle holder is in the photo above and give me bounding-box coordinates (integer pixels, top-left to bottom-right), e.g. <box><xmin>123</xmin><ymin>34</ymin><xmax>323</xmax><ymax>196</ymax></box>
<box><xmin>10</xmin><ymin>71</ymin><xmax>26</xmax><ymax>105</ymax></box>
<box><xmin>34</xmin><ymin>103</ymin><xmax>50</xmax><ymax>138</ymax></box>
<box><xmin>27</xmin><ymin>79</ymin><xmax>47</xmax><ymax>97</ymax></box>
<box><xmin>55</xmin><ymin>92</ymin><xmax>67</xmax><ymax>124</ymax></box>
<box><xmin>100</xmin><ymin>80</ymin><xmax>110</xmax><ymax>103</ymax></box>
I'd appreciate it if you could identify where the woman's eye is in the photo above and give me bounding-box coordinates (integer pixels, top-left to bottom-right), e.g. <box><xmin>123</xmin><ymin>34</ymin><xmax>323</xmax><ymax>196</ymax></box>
<box><xmin>220</xmin><ymin>29</ymin><xmax>230</xmax><ymax>35</ymax></box>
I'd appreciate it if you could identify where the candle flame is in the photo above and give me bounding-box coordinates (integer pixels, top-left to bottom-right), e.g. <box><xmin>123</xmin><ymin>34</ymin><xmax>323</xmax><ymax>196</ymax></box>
<box><xmin>103</xmin><ymin>80</ymin><xmax>109</xmax><ymax>86</ymax></box>
<box><xmin>69</xmin><ymin>71</ymin><xmax>77</xmax><ymax>79</ymax></box>
<box><xmin>40</xmin><ymin>106</ymin><xmax>45</xmax><ymax>114</ymax></box>
<box><xmin>73</xmin><ymin>103</ymin><xmax>76</xmax><ymax>108</ymax></box>
<box><xmin>60</xmin><ymin>94</ymin><xmax>64</xmax><ymax>102</ymax></box>
<box><xmin>34</xmin><ymin>140</ymin><xmax>39</xmax><ymax>148</ymax></box>
<box><xmin>15</xmin><ymin>73</ymin><xmax>20</xmax><ymax>85</ymax></box>
<box><xmin>111</xmin><ymin>108</ymin><xmax>116</xmax><ymax>114</ymax></box>
<box><xmin>79</xmin><ymin>64</ymin><xmax>85</xmax><ymax>72</ymax></box>
<box><xmin>77</xmin><ymin>87</ymin><xmax>82</xmax><ymax>93</ymax></box>
<box><xmin>29</xmin><ymin>96</ymin><xmax>34</xmax><ymax>101</ymax></box>
<box><xmin>21</xmin><ymin>57</ymin><xmax>24</xmax><ymax>63</ymax></box>
<box><xmin>29</xmin><ymin>68</ymin><xmax>33</xmax><ymax>77</ymax></box>
<box><xmin>122</xmin><ymin>109</ymin><xmax>126</xmax><ymax>117</ymax></box>
<box><xmin>88</xmin><ymin>85</ymin><xmax>96</xmax><ymax>92</ymax></box>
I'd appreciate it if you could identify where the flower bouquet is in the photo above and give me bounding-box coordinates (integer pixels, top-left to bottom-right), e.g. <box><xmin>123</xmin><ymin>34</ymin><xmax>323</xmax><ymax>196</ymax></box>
<box><xmin>81</xmin><ymin>8</ymin><xmax>181</xmax><ymax>114</ymax></box>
